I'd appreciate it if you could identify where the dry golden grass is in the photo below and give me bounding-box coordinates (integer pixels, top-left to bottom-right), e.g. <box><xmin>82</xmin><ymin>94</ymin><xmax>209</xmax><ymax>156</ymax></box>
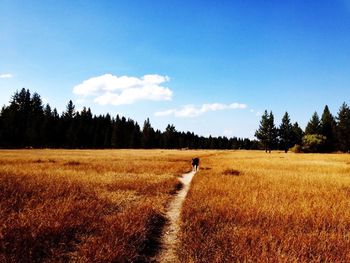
<box><xmin>2</xmin><ymin>150</ymin><xmax>350</xmax><ymax>262</ymax></box>
<box><xmin>179</xmin><ymin>151</ymin><xmax>350</xmax><ymax>262</ymax></box>
<box><xmin>0</xmin><ymin>149</ymin><xmax>207</xmax><ymax>262</ymax></box>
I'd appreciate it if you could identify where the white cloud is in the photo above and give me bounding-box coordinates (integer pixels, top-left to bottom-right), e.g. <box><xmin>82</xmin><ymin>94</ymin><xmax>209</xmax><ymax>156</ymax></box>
<box><xmin>73</xmin><ymin>73</ymin><xmax>172</xmax><ymax>105</ymax></box>
<box><xmin>155</xmin><ymin>102</ymin><xmax>247</xmax><ymax>118</ymax></box>
<box><xmin>0</xmin><ymin>73</ymin><xmax>13</xmax><ymax>79</ymax></box>
<box><xmin>154</xmin><ymin>109</ymin><xmax>176</xmax><ymax>117</ymax></box>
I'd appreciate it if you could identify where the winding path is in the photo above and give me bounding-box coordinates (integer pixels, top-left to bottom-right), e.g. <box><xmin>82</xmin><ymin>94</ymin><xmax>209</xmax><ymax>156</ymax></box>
<box><xmin>156</xmin><ymin>170</ymin><xmax>196</xmax><ymax>263</ymax></box>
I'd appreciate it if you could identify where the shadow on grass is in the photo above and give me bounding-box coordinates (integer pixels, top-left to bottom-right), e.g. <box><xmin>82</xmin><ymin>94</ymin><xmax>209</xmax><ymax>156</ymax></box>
<box><xmin>136</xmin><ymin>212</ymin><xmax>167</xmax><ymax>262</ymax></box>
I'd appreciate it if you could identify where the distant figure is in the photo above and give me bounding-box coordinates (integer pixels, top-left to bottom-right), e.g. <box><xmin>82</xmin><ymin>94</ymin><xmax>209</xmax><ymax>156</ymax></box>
<box><xmin>192</xmin><ymin>158</ymin><xmax>200</xmax><ymax>171</ymax></box>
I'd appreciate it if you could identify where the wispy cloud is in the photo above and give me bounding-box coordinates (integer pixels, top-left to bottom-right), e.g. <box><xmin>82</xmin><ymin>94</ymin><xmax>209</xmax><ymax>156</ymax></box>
<box><xmin>0</xmin><ymin>73</ymin><xmax>13</xmax><ymax>79</ymax></box>
<box><xmin>73</xmin><ymin>73</ymin><xmax>172</xmax><ymax>106</ymax></box>
<box><xmin>155</xmin><ymin>102</ymin><xmax>247</xmax><ymax>118</ymax></box>
<box><xmin>250</xmin><ymin>109</ymin><xmax>262</xmax><ymax>116</ymax></box>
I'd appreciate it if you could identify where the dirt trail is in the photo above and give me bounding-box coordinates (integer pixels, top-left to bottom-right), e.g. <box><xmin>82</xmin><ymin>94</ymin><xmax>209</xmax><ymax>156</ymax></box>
<box><xmin>156</xmin><ymin>170</ymin><xmax>196</xmax><ymax>263</ymax></box>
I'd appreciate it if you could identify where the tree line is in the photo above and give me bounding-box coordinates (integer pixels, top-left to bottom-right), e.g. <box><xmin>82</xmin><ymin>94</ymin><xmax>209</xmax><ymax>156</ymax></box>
<box><xmin>255</xmin><ymin>104</ymin><xmax>350</xmax><ymax>153</ymax></box>
<box><xmin>0</xmin><ymin>89</ymin><xmax>259</xmax><ymax>149</ymax></box>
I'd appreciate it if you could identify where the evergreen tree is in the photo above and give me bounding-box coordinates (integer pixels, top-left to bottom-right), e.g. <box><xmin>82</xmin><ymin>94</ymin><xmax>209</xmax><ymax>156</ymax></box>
<box><xmin>63</xmin><ymin>100</ymin><xmax>77</xmax><ymax>147</ymax></box>
<box><xmin>163</xmin><ymin>124</ymin><xmax>177</xmax><ymax>149</ymax></box>
<box><xmin>0</xmin><ymin>89</ymin><xmax>257</xmax><ymax>150</ymax></box>
<box><xmin>63</xmin><ymin>100</ymin><xmax>76</xmax><ymax>119</ymax></box>
<box><xmin>111</xmin><ymin>115</ymin><xmax>123</xmax><ymax>148</ymax></box>
<box><xmin>103</xmin><ymin>114</ymin><xmax>112</xmax><ymax>148</ymax></box>
<box><xmin>279</xmin><ymin>112</ymin><xmax>293</xmax><ymax>152</ymax></box>
<box><xmin>267</xmin><ymin>111</ymin><xmax>278</xmax><ymax>151</ymax></box>
<box><xmin>255</xmin><ymin>110</ymin><xmax>269</xmax><ymax>152</ymax></box>
<box><xmin>76</xmin><ymin>107</ymin><xmax>93</xmax><ymax>148</ymax></box>
<box><xmin>305</xmin><ymin>112</ymin><xmax>321</xmax><ymax>135</ymax></box>
<box><xmin>27</xmin><ymin>92</ymin><xmax>44</xmax><ymax>147</ymax></box>
<box><xmin>130</xmin><ymin>122</ymin><xmax>141</xmax><ymax>148</ymax></box>
<box><xmin>291</xmin><ymin>122</ymin><xmax>304</xmax><ymax>146</ymax></box>
<box><xmin>320</xmin><ymin>105</ymin><xmax>336</xmax><ymax>152</ymax></box>
<box><xmin>141</xmin><ymin>118</ymin><xmax>155</xmax><ymax>148</ymax></box>
<box><xmin>42</xmin><ymin>104</ymin><xmax>53</xmax><ymax>147</ymax></box>
<box><xmin>336</xmin><ymin>102</ymin><xmax>350</xmax><ymax>152</ymax></box>
<box><xmin>9</xmin><ymin>88</ymin><xmax>31</xmax><ymax>147</ymax></box>
<box><xmin>255</xmin><ymin>110</ymin><xmax>278</xmax><ymax>153</ymax></box>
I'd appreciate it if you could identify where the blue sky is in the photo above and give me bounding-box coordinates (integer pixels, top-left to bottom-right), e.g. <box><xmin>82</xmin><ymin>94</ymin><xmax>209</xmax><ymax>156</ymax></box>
<box><xmin>1</xmin><ymin>0</ymin><xmax>349</xmax><ymax>138</ymax></box>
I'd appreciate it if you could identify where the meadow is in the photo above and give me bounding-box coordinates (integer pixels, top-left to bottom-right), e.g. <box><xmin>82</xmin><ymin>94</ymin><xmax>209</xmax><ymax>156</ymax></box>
<box><xmin>1</xmin><ymin>150</ymin><xmax>350</xmax><ymax>262</ymax></box>
<box><xmin>0</xmin><ymin>149</ymin><xmax>206</xmax><ymax>262</ymax></box>
<box><xmin>179</xmin><ymin>151</ymin><xmax>350</xmax><ymax>262</ymax></box>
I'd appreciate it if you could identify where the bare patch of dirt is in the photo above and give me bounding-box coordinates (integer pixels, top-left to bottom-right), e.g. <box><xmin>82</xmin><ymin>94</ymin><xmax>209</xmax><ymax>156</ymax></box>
<box><xmin>223</xmin><ymin>169</ymin><xmax>241</xmax><ymax>176</ymax></box>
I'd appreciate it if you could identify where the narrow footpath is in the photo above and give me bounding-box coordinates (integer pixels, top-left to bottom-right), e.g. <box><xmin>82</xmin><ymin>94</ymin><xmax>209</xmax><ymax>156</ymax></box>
<box><xmin>156</xmin><ymin>170</ymin><xmax>196</xmax><ymax>263</ymax></box>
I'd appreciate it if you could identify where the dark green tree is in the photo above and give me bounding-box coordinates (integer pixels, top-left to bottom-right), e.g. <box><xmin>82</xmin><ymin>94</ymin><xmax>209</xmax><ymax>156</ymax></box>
<box><xmin>63</xmin><ymin>100</ymin><xmax>77</xmax><ymax>147</ymax></box>
<box><xmin>305</xmin><ymin>112</ymin><xmax>321</xmax><ymax>135</ymax></box>
<box><xmin>336</xmin><ymin>102</ymin><xmax>350</xmax><ymax>152</ymax></box>
<box><xmin>255</xmin><ymin>110</ymin><xmax>278</xmax><ymax>153</ymax></box>
<box><xmin>141</xmin><ymin>118</ymin><xmax>155</xmax><ymax>148</ymax></box>
<box><xmin>0</xmin><ymin>89</ymin><xmax>257</xmax><ymax>150</ymax></box>
<box><xmin>42</xmin><ymin>104</ymin><xmax>54</xmax><ymax>147</ymax></box>
<box><xmin>63</xmin><ymin>100</ymin><xmax>76</xmax><ymax>119</ymax></box>
<box><xmin>320</xmin><ymin>105</ymin><xmax>336</xmax><ymax>152</ymax></box>
<box><xmin>279</xmin><ymin>112</ymin><xmax>293</xmax><ymax>152</ymax></box>
<box><xmin>163</xmin><ymin>124</ymin><xmax>177</xmax><ymax>149</ymax></box>
<box><xmin>27</xmin><ymin>92</ymin><xmax>44</xmax><ymax>147</ymax></box>
<box><xmin>130</xmin><ymin>122</ymin><xmax>141</xmax><ymax>148</ymax></box>
<box><xmin>290</xmin><ymin>122</ymin><xmax>304</xmax><ymax>146</ymax></box>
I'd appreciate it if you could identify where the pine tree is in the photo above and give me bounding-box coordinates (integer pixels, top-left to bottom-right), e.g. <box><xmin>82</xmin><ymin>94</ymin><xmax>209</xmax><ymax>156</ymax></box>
<box><xmin>130</xmin><ymin>122</ymin><xmax>141</xmax><ymax>148</ymax></box>
<box><xmin>9</xmin><ymin>88</ymin><xmax>32</xmax><ymax>147</ymax></box>
<box><xmin>63</xmin><ymin>100</ymin><xmax>76</xmax><ymax>119</ymax></box>
<box><xmin>305</xmin><ymin>112</ymin><xmax>321</xmax><ymax>135</ymax></box>
<box><xmin>255</xmin><ymin>110</ymin><xmax>278</xmax><ymax>153</ymax></box>
<box><xmin>141</xmin><ymin>118</ymin><xmax>155</xmax><ymax>148</ymax></box>
<box><xmin>103</xmin><ymin>114</ymin><xmax>112</xmax><ymax>148</ymax></box>
<box><xmin>0</xmin><ymin>89</ymin><xmax>259</xmax><ymax>150</ymax></box>
<box><xmin>291</xmin><ymin>122</ymin><xmax>304</xmax><ymax>146</ymax></box>
<box><xmin>336</xmin><ymin>102</ymin><xmax>350</xmax><ymax>152</ymax></box>
<box><xmin>267</xmin><ymin>111</ymin><xmax>278</xmax><ymax>152</ymax></box>
<box><xmin>279</xmin><ymin>112</ymin><xmax>293</xmax><ymax>152</ymax></box>
<box><xmin>164</xmin><ymin>124</ymin><xmax>177</xmax><ymax>149</ymax></box>
<box><xmin>42</xmin><ymin>104</ymin><xmax>53</xmax><ymax>147</ymax></box>
<box><xmin>27</xmin><ymin>92</ymin><xmax>44</xmax><ymax>147</ymax></box>
<box><xmin>255</xmin><ymin>110</ymin><xmax>269</xmax><ymax>152</ymax></box>
<box><xmin>320</xmin><ymin>105</ymin><xmax>336</xmax><ymax>152</ymax></box>
<box><xmin>63</xmin><ymin>100</ymin><xmax>77</xmax><ymax>147</ymax></box>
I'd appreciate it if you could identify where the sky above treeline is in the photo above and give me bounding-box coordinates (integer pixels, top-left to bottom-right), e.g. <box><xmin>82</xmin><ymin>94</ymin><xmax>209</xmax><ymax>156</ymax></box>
<box><xmin>1</xmin><ymin>0</ymin><xmax>349</xmax><ymax>138</ymax></box>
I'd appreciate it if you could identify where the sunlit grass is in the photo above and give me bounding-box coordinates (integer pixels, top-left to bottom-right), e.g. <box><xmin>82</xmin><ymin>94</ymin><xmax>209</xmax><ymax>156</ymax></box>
<box><xmin>2</xmin><ymin>149</ymin><xmax>349</xmax><ymax>262</ymax></box>
<box><xmin>179</xmin><ymin>151</ymin><xmax>350</xmax><ymax>262</ymax></box>
<box><xmin>0</xmin><ymin>149</ymin><xmax>205</xmax><ymax>262</ymax></box>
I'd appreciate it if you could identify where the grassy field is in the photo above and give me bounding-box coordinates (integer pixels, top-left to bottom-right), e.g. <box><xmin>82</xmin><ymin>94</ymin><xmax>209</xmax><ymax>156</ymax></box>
<box><xmin>1</xmin><ymin>150</ymin><xmax>350</xmax><ymax>262</ymax></box>
<box><xmin>179</xmin><ymin>151</ymin><xmax>350</xmax><ymax>262</ymax></box>
<box><xmin>0</xmin><ymin>149</ymin><xmax>206</xmax><ymax>262</ymax></box>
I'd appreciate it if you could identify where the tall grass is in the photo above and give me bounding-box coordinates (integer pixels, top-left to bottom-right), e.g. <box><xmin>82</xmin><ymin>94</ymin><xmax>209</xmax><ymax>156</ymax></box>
<box><xmin>0</xmin><ymin>149</ymin><xmax>202</xmax><ymax>262</ymax></box>
<box><xmin>179</xmin><ymin>151</ymin><xmax>350</xmax><ymax>262</ymax></box>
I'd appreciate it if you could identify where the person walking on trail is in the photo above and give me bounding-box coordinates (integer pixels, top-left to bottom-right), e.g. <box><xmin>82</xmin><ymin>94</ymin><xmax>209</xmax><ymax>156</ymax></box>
<box><xmin>192</xmin><ymin>158</ymin><xmax>199</xmax><ymax>171</ymax></box>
